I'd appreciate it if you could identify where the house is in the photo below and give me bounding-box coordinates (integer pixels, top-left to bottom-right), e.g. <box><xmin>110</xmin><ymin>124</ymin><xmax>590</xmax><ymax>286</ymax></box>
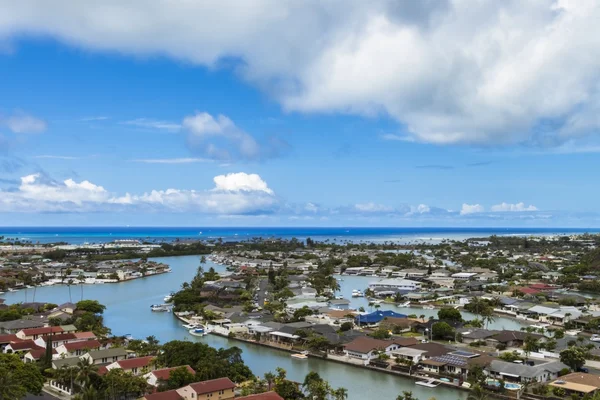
<box><xmin>54</xmin><ymin>302</ymin><xmax>77</xmax><ymax>315</ymax></box>
<box><xmin>460</xmin><ymin>329</ymin><xmax>498</xmax><ymax>345</ymax></box>
<box><xmin>39</xmin><ymin>332</ymin><xmax>78</xmax><ymax>348</ymax></box>
<box><xmin>379</xmin><ymin>317</ymin><xmax>418</xmax><ymax>333</ymax></box>
<box><xmin>142</xmin><ymin>390</ymin><xmax>183</xmax><ymax>400</ymax></box>
<box><xmin>52</xmin><ymin>357</ymin><xmax>81</xmax><ymax>370</ymax></box>
<box><xmin>24</xmin><ymin>347</ymin><xmax>57</xmax><ymax>363</ymax></box>
<box><xmin>16</xmin><ymin>326</ymin><xmax>63</xmax><ymax>340</ymax></box>
<box><xmin>343</xmin><ymin>337</ymin><xmax>417</xmax><ymax>361</ymax></box>
<box><xmin>390</xmin><ymin>347</ymin><xmax>428</xmax><ymax>364</ymax></box>
<box><xmin>176</xmin><ymin>377</ymin><xmax>236</xmax><ymax>400</ymax></box>
<box><xmin>3</xmin><ymin>339</ymin><xmax>42</xmax><ymax>355</ymax></box>
<box><xmin>368</xmin><ymin>278</ymin><xmax>422</xmax><ymax>292</ymax></box>
<box><xmin>451</xmin><ymin>272</ymin><xmax>478</xmax><ymax>280</ymax></box>
<box><xmin>355</xmin><ymin>310</ymin><xmax>407</xmax><ymax>326</ymax></box>
<box><xmin>327</xmin><ymin>299</ymin><xmax>351</xmax><ymax>310</ymax></box>
<box><xmin>486</xmin><ymin>359</ymin><xmax>567</xmax><ymax>383</ymax></box>
<box><xmin>55</xmin><ymin>339</ymin><xmax>102</xmax><ymax>357</ymax></box>
<box><xmin>0</xmin><ymin>319</ymin><xmax>46</xmax><ymax>334</ymax></box>
<box><xmin>0</xmin><ymin>334</ymin><xmax>22</xmax><ymax>351</ymax></box>
<box><xmin>105</xmin><ymin>356</ymin><xmax>155</xmax><ymax>375</ymax></box>
<box><xmin>549</xmin><ymin>372</ymin><xmax>600</xmax><ymax>397</ymax></box>
<box><xmin>144</xmin><ymin>365</ymin><xmax>196</xmax><ymax>387</ymax></box>
<box><xmin>421</xmin><ymin>351</ymin><xmax>493</xmax><ymax>377</ymax></box>
<box><xmin>81</xmin><ymin>348</ymin><xmax>127</xmax><ymax>365</ymax></box>
<box><xmin>487</xmin><ymin>330</ymin><xmax>545</xmax><ymax>348</ymax></box>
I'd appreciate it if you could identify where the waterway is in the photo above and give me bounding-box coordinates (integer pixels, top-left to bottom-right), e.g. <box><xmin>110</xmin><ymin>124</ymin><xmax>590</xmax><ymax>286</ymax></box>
<box><xmin>1</xmin><ymin>255</ymin><xmax>530</xmax><ymax>400</ymax></box>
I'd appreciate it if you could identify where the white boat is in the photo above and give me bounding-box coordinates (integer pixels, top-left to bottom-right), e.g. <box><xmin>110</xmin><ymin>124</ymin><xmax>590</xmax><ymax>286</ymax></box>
<box><xmin>164</xmin><ymin>293</ymin><xmax>174</xmax><ymax>302</ymax></box>
<box><xmin>150</xmin><ymin>304</ymin><xmax>170</xmax><ymax>312</ymax></box>
<box><xmin>291</xmin><ymin>351</ymin><xmax>309</xmax><ymax>360</ymax></box>
<box><xmin>182</xmin><ymin>323</ymin><xmax>197</xmax><ymax>329</ymax></box>
<box><xmin>397</xmin><ymin>301</ymin><xmax>411</xmax><ymax>307</ymax></box>
<box><xmin>422</xmin><ymin>305</ymin><xmax>435</xmax><ymax>310</ymax></box>
<box><xmin>189</xmin><ymin>326</ymin><xmax>208</xmax><ymax>336</ymax></box>
<box><xmin>415</xmin><ymin>379</ymin><xmax>440</xmax><ymax>388</ymax></box>
<box><xmin>351</xmin><ymin>290</ymin><xmax>364</xmax><ymax>298</ymax></box>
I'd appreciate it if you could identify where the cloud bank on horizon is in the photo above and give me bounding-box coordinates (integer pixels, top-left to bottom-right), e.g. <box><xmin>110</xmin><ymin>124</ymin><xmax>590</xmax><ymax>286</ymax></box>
<box><xmin>2</xmin><ymin>0</ymin><xmax>600</xmax><ymax>148</ymax></box>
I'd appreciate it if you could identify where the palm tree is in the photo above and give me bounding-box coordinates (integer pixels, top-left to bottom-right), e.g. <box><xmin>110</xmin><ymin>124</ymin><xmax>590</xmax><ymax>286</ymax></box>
<box><xmin>264</xmin><ymin>372</ymin><xmax>276</xmax><ymax>391</ymax></box>
<box><xmin>67</xmin><ymin>279</ymin><xmax>74</xmax><ymax>302</ymax></box>
<box><xmin>332</xmin><ymin>387</ymin><xmax>348</xmax><ymax>400</ymax></box>
<box><xmin>75</xmin><ymin>359</ymin><xmax>98</xmax><ymax>389</ymax></box>
<box><xmin>467</xmin><ymin>384</ymin><xmax>488</xmax><ymax>400</ymax></box>
<box><xmin>78</xmin><ymin>274</ymin><xmax>86</xmax><ymax>301</ymax></box>
<box><xmin>0</xmin><ymin>370</ymin><xmax>23</xmax><ymax>400</ymax></box>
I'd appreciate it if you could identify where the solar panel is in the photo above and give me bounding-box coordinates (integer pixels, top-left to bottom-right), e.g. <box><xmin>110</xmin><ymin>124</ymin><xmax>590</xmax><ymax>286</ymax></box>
<box><xmin>449</xmin><ymin>350</ymin><xmax>479</xmax><ymax>358</ymax></box>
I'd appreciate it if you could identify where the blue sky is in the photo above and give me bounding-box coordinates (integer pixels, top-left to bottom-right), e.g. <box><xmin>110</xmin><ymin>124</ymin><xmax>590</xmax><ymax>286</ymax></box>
<box><xmin>1</xmin><ymin>1</ymin><xmax>600</xmax><ymax>227</ymax></box>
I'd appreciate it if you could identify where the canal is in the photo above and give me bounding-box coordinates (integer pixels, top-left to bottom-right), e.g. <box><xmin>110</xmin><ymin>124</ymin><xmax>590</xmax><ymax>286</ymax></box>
<box><xmin>2</xmin><ymin>255</ymin><xmax>527</xmax><ymax>400</ymax></box>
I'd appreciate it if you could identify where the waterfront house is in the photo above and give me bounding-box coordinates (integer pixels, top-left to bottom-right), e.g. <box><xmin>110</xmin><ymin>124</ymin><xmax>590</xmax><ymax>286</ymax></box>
<box><xmin>81</xmin><ymin>348</ymin><xmax>127</xmax><ymax>365</ymax></box>
<box><xmin>390</xmin><ymin>347</ymin><xmax>428</xmax><ymax>364</ymax></box>
<box><xmin>105</xmin><ymin>356</ymin><xmax>155</xmax><ymax>375</ymax></box>
<box><xmin>176</xmin><ymin>377</ymin><xmax>236</xmax><ymax>400</ymax></box>
<box><xmin>355</xmin><ymin>310</ymin><xmax>407</xmax><ymax>326</ymax></box>
<box><xmin>460</xmin><ymin>329</ymin><xmax>498</xmax><ymax>345</ymax></box>
<box><xmin>549</xmin><ymin>372</ymin><xmax>600</xmax><ymax>397</ymax></box>
<box><xmin>55</xmin><ymin>339</ymin><xmax>102</xmax><ymax>357</ymax></box>
<box><xmin>487</xmin><ymin>330</ymin><xmax>545</xmax><ymax>348</ymax></box>
<box><xmin>343</xmin><ymin>337</ymin><xmax>417</xmax><ymax>362</ymax></box>
<box><xmin>328</xmin><ymin>299</ymin><xmax>351</xmax><ymax>310</ymax></box>
<box><xmin>420</xmin><ymin>351</ymin><xmax>492</xmax><ymax>377</ymax></box>
<box><xmin>368</xmin><ymin>278</ymin><xmax>422</xmax><ymax>292</ymax></box>
<box><xmin>486</xmin><ymin>359</ymin><xmax>567</xmax><ymax>383</ymax></box>
<box><xmin>144</xmin><ymin>365</ymin><xmax>196</xmax><ymax>387</ymax></box>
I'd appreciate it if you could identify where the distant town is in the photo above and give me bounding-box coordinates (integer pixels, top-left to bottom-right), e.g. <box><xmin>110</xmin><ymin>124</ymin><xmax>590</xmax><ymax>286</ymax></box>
<box><xmin>3</xmin><ymin>234</ymin><xmax>600</xmax><ymax>399</ymax></box>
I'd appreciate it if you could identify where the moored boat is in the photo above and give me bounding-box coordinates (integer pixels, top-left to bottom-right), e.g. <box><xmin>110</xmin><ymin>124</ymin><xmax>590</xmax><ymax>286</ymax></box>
<box><xmin>291</xmin><ymin>351</ymin><xmax>309</xmax><ymax>360</ymax></box>
<box><xmin>415</xmin><ymin>379</ymin><xmax>440</xmax><ymax>388</ymax></box>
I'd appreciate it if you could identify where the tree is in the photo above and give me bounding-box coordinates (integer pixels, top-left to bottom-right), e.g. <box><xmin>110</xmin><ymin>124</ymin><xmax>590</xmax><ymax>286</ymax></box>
<box><xmin>264</xmin><ymin>372</ymin><xmax>276</xmax><ymax>391</ymax></box>
<box><xmin>339</xmin><ymin>322</ymin><xmax>353</xmax><ymax>332</ymax></box>
<box><xmin>432</xmin><ymin>322</ymin><xmax>455</xmax><ymax>340</ymax></box>
<box><xmin>76</xmin><ymin>358</ymin><xmax>98</xmax><ymax>388</ymax></box>
<box><xmin>437</xmin><ymin>307</ymin><xmax>462</xmax><ymax>322</ymax></box>
<box><xmin>76</xmin><ymin>300</ymin><xmax>106</xmax><ymax>314</ymax></box>
<box><xmin>396</xmin><ymin>391</ymin><xmax>417</xmax><ymax>400</ymax></box>
<box><xmin>332</xmin><ymin>387</ymin><xmax>348</xmax><ymax>400</ymax></box>
<box><xmin>523</xmin><ymin>335</ymin><xmax>540</xmax><ymax>359</ymax></box>
<box><xmin>467</xmin><ymin>384</ymin><xmax>489</xmax><ymax>400</ymax></box>
<box><xmin>101</xmin><ymin>368</ymin><xmax>149</xmax><ymax>398</ymax></box>
<box><xmin>371</xmin><ymin>327</ymin><xmax>391</xmax><ymax>339</ymax></box>
<box><xmin>560</xmin><ymin>346</ymin><xmax>587</xmax><ymax>371</ymax></box>
<box><xmin>0</xmin><ymin>353</ymin><xmax>45</xmax><ymax>399</ymax></box>
<box><xmin>157</xmin><ymin>366</ymin><xmax>196</xmax><ymax>392</ymax></box>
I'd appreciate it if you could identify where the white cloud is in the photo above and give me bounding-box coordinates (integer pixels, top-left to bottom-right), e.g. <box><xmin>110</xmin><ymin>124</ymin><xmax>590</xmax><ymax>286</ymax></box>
<box><xmin>0</xmin><ymin>172</ymin><xmax>277</xmax><ymax>215</ymax></box>
<box><xmin>33</xmin><ymin>155</ymin><xmax>81</xmax><ymax>160</ymax></box>
<box><xmin>491</xmin><ymin>202</ymin><xmax>538</xmax><ymax>212</ymax></box>
<box><xmin>460</xmin><ymin>203</ymin><xmax>484</xmax><ymax>215</ymax></box>
<box><xmin>2</xmin><ymin>112</ymin><xmax>46</xmax><ymax>134</ymax></box>
<box><xmin>183</xmin><ymin>112</ymin><xmax>264</xmax><ymax>161</ymax></box>
<box><xmin>380</xmin><ymin>134</ymin><xmax>415</xmax><ymax>142</ymax></box>
<box><xmin>132</xmin><ymin>158</ymin><xmax>211</xmax><ymax>164</ymax></box>
<box><xmin>122</xmin><ymin>118</ymin><xmax>181</xmax><ymax>132</ymax></box>
<box><xmin>355</xmin><ymin>202</ymin><xmax>394</xmax><ymax>213</ymax></box>
<box><xmin>3</xmin><ymin>1</ymin><xmax>600</xmax><ymax>146</ymax></box>
<box><xmin>212</xmin><ymin>172</ymin><xmax>273</xmax><ymax>194</ymax></box>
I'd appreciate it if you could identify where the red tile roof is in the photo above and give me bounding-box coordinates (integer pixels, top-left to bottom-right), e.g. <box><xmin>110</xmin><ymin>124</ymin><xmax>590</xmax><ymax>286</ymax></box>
<box><xmin>344</xmin><ymin>336</ymin><xmax>416</xmax><ymax>354</ymax></box>
<box><xmin>97</xmin><ymin>366</ymin><xmax>109</xmax><ymax>376</ymax></box>
<box><xmin>151</xmin><ymin>366</ymin><xmax>195</xmax><ymax>381</ymax></box>
<box><xmin>0</xmin><ymin>334</ymin><xmax>22</xmax><ymax>344</ymax></box>
<box><xmin>237</xmin><ymin>392</ymin><xmax>284</xmax><ymax>400</ymax></box>
<box><xmin>143</xmin><ymin>390</ymin><xmax>183</xmax><ymax>400</ymax></box>
<box><xmin>22</xmin><ymin>326</ymin><xmax>63</xmax><ymax>336</ymax></box>
<box><xmin>116</xmin><ymin>356</ymin><xmax>155</xmax><ymax>369</ymax></box>
<box><xmin>63</xmin><ymin>339</ymin><xmax>101</xmax><ymax>351</ymax></box>
<box><xmin>73</xmin><ymin>332</ymin><xmax>96</xmax><ymax>339</ymax></box>
<box><xmin>41</xmin><ymin>333</ymin><xmax>77</xmax><ymax>342</ymax></box>
<box><xmin>8</xmin><ymin>340</ymin><xmax>42</xmax><ymax>351</ymax></box>
<box><xmin>188</xmin><ymin>377</ymin><xmax>235</xmax><ymax>394</ymax></box>
<box><xmin>519</xmin><ymin>287</ymin><xmax>540</xmax><ymax>295</ymax></box>
<box><xmin>26</xmin><ymin>347</ymin><xmax>57</xmax><ymax>360</ymax></box>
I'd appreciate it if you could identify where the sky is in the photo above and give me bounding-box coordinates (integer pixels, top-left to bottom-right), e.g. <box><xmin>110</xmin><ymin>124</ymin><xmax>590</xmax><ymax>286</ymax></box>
<box><xmin>1</xmin><ymin>0</ymin><xmax>600</xmax><ymax>227</ymax></box>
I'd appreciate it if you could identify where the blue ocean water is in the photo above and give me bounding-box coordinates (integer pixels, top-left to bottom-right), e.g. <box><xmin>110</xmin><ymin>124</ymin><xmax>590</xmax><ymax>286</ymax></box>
<box><xmin>0</xmin><ymin>226</ymin><xmax>597</xmax><ymax>244</ymax></box>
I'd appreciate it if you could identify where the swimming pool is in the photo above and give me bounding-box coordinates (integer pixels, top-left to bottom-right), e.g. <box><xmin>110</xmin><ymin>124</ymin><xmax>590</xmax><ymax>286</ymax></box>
<box><xmin>485</xmin><ymin>379</ymin><xmax>522</xmax><ymax>391</ymax></box>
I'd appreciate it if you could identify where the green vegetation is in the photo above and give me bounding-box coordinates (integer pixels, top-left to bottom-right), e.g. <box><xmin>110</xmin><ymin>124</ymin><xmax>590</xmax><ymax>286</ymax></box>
<box><xmin>0</xmin><ymin>353</ymin><xmax>45</xmax><ymax>400</ymax></box>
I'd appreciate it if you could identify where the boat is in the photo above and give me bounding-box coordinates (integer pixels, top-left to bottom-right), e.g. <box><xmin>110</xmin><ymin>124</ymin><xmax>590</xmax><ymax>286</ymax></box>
<box><xmin>150</xmin><ymin>304</ymin><xmax>170</xmax><ymax>312</ymax></box>
<box><xmin>351</xmin><ymin>289</ymin><xmax>364</xmax><ymax>298</ymax></box>
<box><xmin>422</xmin><ymin>305</ymin><xmax>435</xmax><ymax>310</ymax></box>
<box><xmin>291</xmin><ymin>351</ymin><xmax>309</xmax><ymax>360</ymax></box>
<box><xmin>182</xmin><ymin>323</ymin><xmax>197</xmax><ymax>329</ymax></box>
<box><xmin>415</xmin><ymin>379</ymin><xmax>440</xmax><ymax>388</ymax></box>
<box><xmin>164</xmin><ymin>292</ymin><xmax>175</xmax><ymax>302</ymax></box>
<box><xmin>397</xmin><ymin>301</ymin><xmax>411</xmax><ymax>307</ymax></box>
<box><xmin>190</xmin><ymin>326</ymin><xmax>208</xmax><ymax>336</ymax></box>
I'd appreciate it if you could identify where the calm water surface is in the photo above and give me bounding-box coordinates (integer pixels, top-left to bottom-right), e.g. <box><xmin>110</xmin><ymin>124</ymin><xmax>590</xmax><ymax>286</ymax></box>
<box><xmin>0</xmin><ymin>255</ymin><xmax>533</xmax><ymax>400</ymax></box>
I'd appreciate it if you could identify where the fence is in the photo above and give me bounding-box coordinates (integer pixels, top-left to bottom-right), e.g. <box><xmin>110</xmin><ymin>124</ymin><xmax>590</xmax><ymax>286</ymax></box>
<box><xmin>49</xmin><ymin>380</ymin><xmax>73</xmax><ymax>395</ymax></box>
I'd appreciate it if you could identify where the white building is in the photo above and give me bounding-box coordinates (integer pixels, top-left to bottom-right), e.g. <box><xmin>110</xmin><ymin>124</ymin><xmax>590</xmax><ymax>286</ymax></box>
<box><xmin>368</xmin><ymin>278</ymin><xmax>422</xmax><ymax>291</ymax></box>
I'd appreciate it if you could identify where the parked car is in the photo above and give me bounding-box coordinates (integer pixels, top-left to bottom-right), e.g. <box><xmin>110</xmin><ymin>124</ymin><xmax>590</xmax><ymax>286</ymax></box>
<box><xmin>578</xmin><ymin>367</ymin><xmax>589</xmax><ymax>373</ymax></box>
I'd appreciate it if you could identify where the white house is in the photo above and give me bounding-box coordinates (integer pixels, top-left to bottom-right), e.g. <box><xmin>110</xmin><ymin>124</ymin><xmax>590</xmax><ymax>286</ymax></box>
<box><xmin>368</xmin><ymin>278</ymin><xmax>422</xmax><ymax>292</ymax></box>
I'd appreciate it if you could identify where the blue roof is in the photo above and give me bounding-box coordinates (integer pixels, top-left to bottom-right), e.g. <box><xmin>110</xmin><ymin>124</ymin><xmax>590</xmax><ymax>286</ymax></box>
<box><xmin>355</xmin><ymin>310</ymin><xmax>407</xmax><ymax>324</ymax></box>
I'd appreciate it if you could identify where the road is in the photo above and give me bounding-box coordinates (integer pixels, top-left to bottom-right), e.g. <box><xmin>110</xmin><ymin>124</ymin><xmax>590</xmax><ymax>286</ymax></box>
<box><xmin>256</xmin><ymin>278</ymin><xmax>268</xmax><ymax>306</ymax></box>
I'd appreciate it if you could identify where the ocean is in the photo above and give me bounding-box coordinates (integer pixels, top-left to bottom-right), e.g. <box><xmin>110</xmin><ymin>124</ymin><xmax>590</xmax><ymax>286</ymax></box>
<box><xmin>0</xmin><ymin>226</ymin><xmax>597</xmax><ymax>245</ymax></box>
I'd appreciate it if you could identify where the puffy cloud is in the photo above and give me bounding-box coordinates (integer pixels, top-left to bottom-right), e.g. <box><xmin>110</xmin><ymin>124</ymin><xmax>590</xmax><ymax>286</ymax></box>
<box><xmin>410</xmin><ymin>204</ymin><xmax>431</xmax><ymax>214</ymax></box>
<box><xmin>183</xmin><ymin>112</ymin><xmax>287</xmax><ymax>161</ymax></box>
<box><xmin>2</xmin><ymin>112</ymin><xmax>46</xmax><ymax>134</ymax></box>
<box><xmin>0</xmin><ymin>172</ymin><xmax>277</xmax><ymax>214</ymax></box>
<box><xmin>212</xmin><ymin>172</ymin><xmax>273</xmax><ymax>194</ymax></box>
<box><xmin>491</xmin><ymin>202</ymin><xmax>538</xmax><ymax>212</ymax></box>
<box><xmin>460</xmin><ymin>203</ymin><xmax>484</xmax><ymax>215</ymax></box>
<box><xmin>2</xmin><ymin>1</ymin><xmax>600</xmax><ymax>145</ymax></box>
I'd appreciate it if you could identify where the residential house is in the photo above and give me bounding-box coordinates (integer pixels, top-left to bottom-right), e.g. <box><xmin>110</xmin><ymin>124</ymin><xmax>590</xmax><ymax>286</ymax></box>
<box><xmin>142</xmin><ymin>390</ymin><xmax>183</xmax><ymax>400</ymax></box>
<box><xmin>487</xmin><ymin>330</ymin><xmax>545</xmax><ymax>348</ymax></box>
<box><xmin>144</xmin><ymin>365</ymin><xmax>196</xmax><ymax>387</ymax></box>
<box><xmin>176</xmin><ymin>377</ymin><xmax>236</xmax><ymax>400</ymax></box>
<box><xmin>16</xmin><ymin>326</ymin><xmax>63</xmax><ymax>340</ymax></box>
<box><xmin>421</xmin><ymin>351</ymin><xmax>493</xmax><ymax>377</ymax></box>
<box><xmin>368</xmin><ymin>278</ymin><xmax>422</xmax><ymax>292</ymax></box>
<box><xmin>343</xmin><ymin>336</ymin><xmax>417</xmax><ymax>362</ymax></box>
<box><xmin>81</xmin><ymin>348</ymin><xmax>128</xmax><ymax>365</ymax></box>
<box><xmin>55</xmin><ymin>339</ymin><xmax>102</xmax><ymax>358</ymax></box>
<box><xmin>236</xmin><ymin>393</ymin><xmax>284</xmax><ymax>400</ymax></box>
<box><xmin>486</xmin><ymin>359</ymin><xmax>567</xmax><ymax>383</ymax></box>
<box><xmin>549</xmin><ymin>372</ymin><xmax>600</xmax><ymax>397</ymax></box>
<box><xmin>105</xmin><ymin>356</ymin><xmax>155</xmax><ymax>375</ymax></box>
<box><xmin>355</xmin><ymin>310</ymin><xmax>407</xmax><ymax>326</ymax></box>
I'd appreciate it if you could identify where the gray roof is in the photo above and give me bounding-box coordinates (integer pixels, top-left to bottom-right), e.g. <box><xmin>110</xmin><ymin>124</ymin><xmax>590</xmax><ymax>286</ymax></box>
<box><xmin>0</xmin><ymin>319</ymin><xmax>45</xmax><ymax>332</ymax></box>
<box><xmin>462</xmin><ymin>329</ymin><xmax>499</xmax><ymax>340</ymax></box>
<box><xmin>86</xmin><ymin>348</ymin><xmax>127</xmax><ymax>360</ymax></box>
<box><xmin>488</xmin><ymin>360</ymin><xmax>567</xmax><ymax>378</ymax></box>
<box><xmin>328</xmin><ymin>299</ymin><xmax>351</xmax><ymax>305</ymax></box>
<box><xmin>52</xmin><ymin>357</ymin><xmax>80</xmax><ymax>369</ymax></box>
